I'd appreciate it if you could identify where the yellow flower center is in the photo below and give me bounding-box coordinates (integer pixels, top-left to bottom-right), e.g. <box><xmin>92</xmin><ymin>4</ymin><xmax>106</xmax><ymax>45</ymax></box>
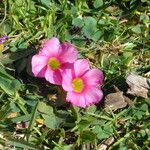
<box><xmin>48</xmin><ymin>57</ymin><xmax>60</xmax><ymax>70</ymax></box>
<box><xmin>72</xmin><ymin>78</ymin><xmax>84</xmax><ymax>93</ymax></box>
<box><xmin>0</xmin><ymin>44</ymin><xmax>4</xmax><ymax>52</ymax></box>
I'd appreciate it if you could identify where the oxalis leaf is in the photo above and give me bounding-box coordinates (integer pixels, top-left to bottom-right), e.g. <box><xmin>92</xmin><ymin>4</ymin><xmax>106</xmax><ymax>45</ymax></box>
<box><xmin>38</xmin><ymin>102</ymin><xmax>53</xmax><ymax>116</ymax></box>
<box><xmin>0</xmin><ymin>68</ymin><xmax>21</xmax><ymax>95</ymax></box>
<box><xmin>38</xmin><ymin>102</ymin><xmax>63</xmax><ymax>129</ymax></box>
<box><xmin>94</xmin><ymin>0</ymin><xmax>103</xmax><ymax>8</ymax></box>
<box><xmin>42</xmin><ymin>114</ymin><xmax>64</xmax><ymax>129</ymax></box>
<box><xmin>72</xmin><ymin>18</ymin><xmax>84</xmax><ymax>28</ymax></box>
<box><xmin>80</xmin><ymin>130</ymin><xmax>96</xmax><ymax>143</ymax></box>
<box><xmin>42</xmin><ymin>114</ymin><xmax>57</xmax><ymax>129</ymax></box>
<box><xmin>82</xmin><ymin>17</ymin><xmax>100</xmax><ymax>41</ymax></box>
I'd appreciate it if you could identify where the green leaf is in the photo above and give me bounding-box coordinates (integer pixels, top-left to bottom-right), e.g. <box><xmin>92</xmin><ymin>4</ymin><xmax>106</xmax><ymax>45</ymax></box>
<box><xmin>134</xmin><ymin>104</ymin><xmax>148</xmax><ymax>119</ymax></box>
<box><xmin>82</xmin><ymin>17</ymin><xmax>97</xmax><ymax>39</ymax></box>
<box><xmin>10</xmin><ymin>102</ymin><xmax>20</xmax><ymax>112</ymax></box>
<box><xmin>93</xmin><ymin>125</ymin><xmax>113</xmax><ymax>140</ymax></box>
<box><xmin>40</xmin><ymin>0</ymin><xmax>51</xmax><ymax>7</ymax></box>
<box><xmin>0</xmin><ymin>53</ymin><xmax>13</xmax><ymax>65</ymax></box>
<box><xmin>18</xmin><ymin>42</ymin><xmax>28</xmax><ymax>49</ymax></box>
<box><xmin>10</xmin><ymin>79</ymin><xmax>21</xmax><ymax>91</ymax></box>
<box><xmin>123</xmin><ymin>52</ymin><xmax>133</xmax><ymax>59</ymax></box>
<box><xmin>72</xmin><ymin>36</ymin><xmax>86</xmax><ymax>47</ymax></box>
<box><xmin>84</xmin><ymin>17</ymin><xmax>97</xmax><ymax>28</ymax></box>
<box><xmin>86</xmin><ymin>105</ymin><xmax>97</xmax><ymax>113</ymax></box>
<box><xmin>38</xmin><ymin>102</ymin><xmax>53</xmax><ymax>116</ymax></box>
<box><xmin>131</xmin><ymin>25</ymin><xmax>141</xmax><ymax>34</ymax></box>
<box><xmin>94</xmin><ymin>0</ymin><xmax>103</xmax><ymax>8</ymax></box>
<box><xmin>98</xmin><ymin>19</ymin><xmax>105</xmax><ymax>25</ymax></box>
<box><xmin>72</xmin><ymin>18</ymin><xmax>84</xmax><ymax>28</ymax></box>
<box><xmin>11</xmin><ymin>114</ymin><xmax>31</xmax><ymax>123</ymax></box>
<box><xmin>0</xmin><ymin>21</ymin><xmax>12</xmax><ymax>34</ymax></box>
<box><xmin>0</xmin><ymin>76</ymin><xmax>20</xmax><ymax>95</ymax></box>
<box><xmin>15</xmin><ymin>58</ymin><xmax>28</xmax><ymax>73</ymax></box>
<box><xmin>93</xmin><ymin>30</ymin><xmax>103</xmax><ymax>41</ymax></box>
<box><xmin>140</xmin><ymin>14</ymin><xmax>149</xmax><ymax>24</ymax></box>
<box><xmin>141</xmin><ymin>104</ymin><xmax>148</xmax><ymax>112</ymax></box>
<box><xmin>38</xmin><ymin>102</ymin><xmax>63</xmax><ymax>129</ymax></box>
<box><xmin>80</xmin><ymin>131</ymin><xmax>96</xmax><ymax>143</ymax></box>
<box><xmin>77</xmin><ymin>119</ymin><xmax>91</xmax><ymax>131</ymax></box>
<box><xmin>77</xmin><ymin>115</ymin><xmax>96</xmax><ymax>132</ymax></box>
<box><xmin>0</xmin><ymin>79</ymin><xmax>13</xmax><ymax>95</ymax></box>
<box><xmin>10</xmin><ymin>46</ymin><xmax>18</xmax><ymax>52</ymax></box>
<box><xmin>42</xmin><ymin>114</ymin><xmax>61</xmax><ymax>129</ymax></box>
<box><xmin>123</xmin><ymin>42</ymin><xmax>136</xmax><ymax>51</ymax></box>
<box><xmin>0</xmin><ymin>68</ymin><xmax>21</xmax><ymax>95</ymax></box>
<box><xmin>103</xmin><ymin>125</ymin><xmax>114</xmax><ymax>134</ymax></box>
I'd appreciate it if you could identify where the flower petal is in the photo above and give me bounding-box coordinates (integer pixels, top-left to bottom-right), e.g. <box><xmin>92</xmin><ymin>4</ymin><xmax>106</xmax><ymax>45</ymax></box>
<box><xmin>45</xmin><ymin>68</ymin><xmax>62</xmax><ymax>85</ymax></box>
<box><xmin>83</xmin><ymin>69</ymin><xmax>104</xmax><ymax>86</ymax></box>
<box><xmin>62</xmin><ymin>67</ymin><xmax>74</xmax><ymax>91</ymax></box>
<box><xmin>84</xmin><ymin>87</ymin><xmax>103</xmax><ymax>106</ymax></box>
<box><xmin>74</xmin><ymin>59</ymin><xmax>90</xmax><ymax>77</ymax></box>
<box><xmin>66</xmin><ymin>92</ymin><xmax>86</xmax><ymax>108</ymax></box>
<box><xmin>40</xmin><ymin>37</ymin><xmax>60</xmax><ymax>57</ymax></box>
<box><xmin>59</xmin><ymin>42</ymin><xmax>78</xmax><ymax>63</ymax></box>
<box><xmin>31</xmin><ymin>54</ymin><xmax>48</xmax><ymax>77</ymax></box>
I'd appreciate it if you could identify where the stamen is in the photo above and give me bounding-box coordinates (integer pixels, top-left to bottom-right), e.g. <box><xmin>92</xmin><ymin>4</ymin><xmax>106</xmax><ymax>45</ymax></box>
<box><xmin>48</xmin><ymin>57</ymin><xmax>60</xmax><ymax>70</ymax></box>
<box><xmin>72</xmin><ymin>78</ymin><xmax>84</xmax><ymax>93</ymax></box>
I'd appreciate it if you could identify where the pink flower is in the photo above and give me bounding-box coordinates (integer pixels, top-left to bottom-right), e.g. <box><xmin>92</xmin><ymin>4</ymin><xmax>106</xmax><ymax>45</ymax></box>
<box><xmin>62</xmin><ymin>59</ymin><xmax>104</xmax><ymax>108</ymax></box>
<box><xmin>31</xmin><ymin>37</ymin><xmax>78</xmax><ymax>85</ymax></box>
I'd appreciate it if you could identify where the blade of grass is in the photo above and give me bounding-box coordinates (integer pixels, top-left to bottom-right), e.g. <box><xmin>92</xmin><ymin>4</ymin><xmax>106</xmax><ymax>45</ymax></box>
<box><xmin>26</xmin><ymin>101</ymin><xmax>39</xmax><ymax>141</ymax></box>
<box><xmin>7</xmin><ymin>138</ymin><xmax>39</xmax><ymax>150</ymax></box>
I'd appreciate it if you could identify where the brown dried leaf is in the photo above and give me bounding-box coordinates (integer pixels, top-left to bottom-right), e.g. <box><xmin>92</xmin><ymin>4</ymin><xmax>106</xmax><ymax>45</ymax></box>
<box><xmin>126</xmin><ymin>73</ymin><xmax>150</xmax><ymax>98</ymax></box>
<box><xmin>124</xmin><ymin>95</ymin><xmax>134</xmax><ymax>106</ymax></box>
<box><xmin>104</xmin><ymin>92</ymin><xmax>128</xmax><ymax>112</ymax></box>
<box><xmin>104</xmin><ymin>85</ymin><xmax>134</xmax><ymax>111</ymax></box>
<box><xmin>7</xmin><ymin>112</ymin><xmax>18</xmax><ymax>118</ymax></box>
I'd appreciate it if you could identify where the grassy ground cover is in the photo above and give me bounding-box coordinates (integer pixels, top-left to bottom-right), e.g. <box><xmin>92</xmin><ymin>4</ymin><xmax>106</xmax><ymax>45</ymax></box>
<box><xmin>0</xmin><ymin>0</ymin><xmax>150</xmax><ymax>149</ymax></box>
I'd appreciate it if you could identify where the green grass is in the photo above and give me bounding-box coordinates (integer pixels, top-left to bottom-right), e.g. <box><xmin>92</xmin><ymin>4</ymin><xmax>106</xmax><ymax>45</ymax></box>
<box><xmin>0</xmin><ymin>0</ymin><xmax>150</xmax><ymax>149</ymax></box>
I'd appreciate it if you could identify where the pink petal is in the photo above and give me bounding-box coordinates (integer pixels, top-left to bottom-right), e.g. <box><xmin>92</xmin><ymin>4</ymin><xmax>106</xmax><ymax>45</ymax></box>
<box><xmin>84</xmin><ymin>87</ymin><xmax>103</xmax><ymax>106</ymax></box>
<box><xmin>40</xmin><ymin>37</ymin><xmax>60</xmax><ymax>57</ymax></box>
<box><xmin>60</xmin><ymin>62</ymin><xmax>74</xmax><ymax>70</ymax></box>
<box><xmin>66</xmin><ymin>92</ymin><xmax>86</xmax><ymax>108</ymax></box>
<box><xmin>83</xmin><ymin>69</ymin><xmax>104</xmax><ymax>86</ymax></box>
<box><xmin>45</xmin><ymin>68</ymin><xmax>62</xmax><ymax>85</ymax></box>
<box><xmin>74</xmin><ymin>59</ymin><xmax>90</xmax><ymax>77</ymax></box>
<box><xmin>36</xmin><ymin>67</ymin><xmax>47</xmax><ymax>77</ymax></box>
<box><xmin>59</xmin><ymin>42</ymin><xmax>78</xmax><ymax>63</ymax></box>
<box><xmin>31</xmin><ymin>54</ymin><xmax>48</xmax><ymax>77</ymax></box>
<box><xmin>62</xmin><ymin>68</ymin><xmax>74</xmax><ymax>91</ymax></box>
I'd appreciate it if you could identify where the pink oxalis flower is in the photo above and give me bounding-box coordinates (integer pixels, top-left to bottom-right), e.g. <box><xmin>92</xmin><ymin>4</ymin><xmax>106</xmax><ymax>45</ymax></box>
<box><xmin>62</xmin><ymin>59</ymin><xmax>104</xmax><ymax>108</ymax></box>
<box><xmin>31</xmin><ymin>37</ymin><xmax>78</xmax><ymax>85</ymax></box>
